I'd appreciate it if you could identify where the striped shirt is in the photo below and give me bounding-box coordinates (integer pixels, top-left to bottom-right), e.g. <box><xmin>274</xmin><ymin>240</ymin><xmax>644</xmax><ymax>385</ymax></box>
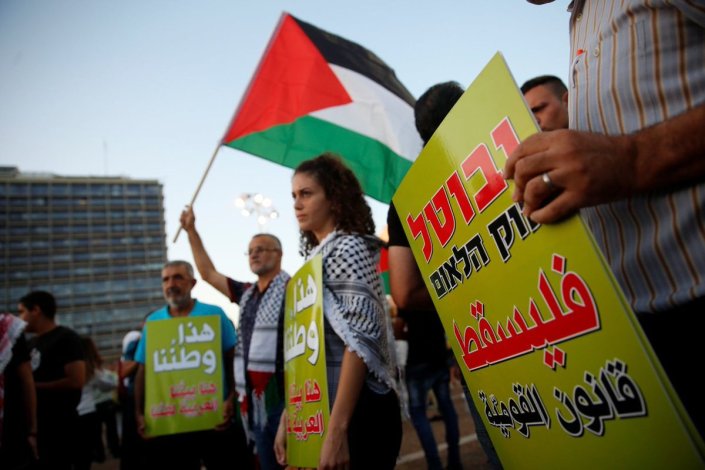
<box><xmin>569</xmin><ymin>0</ymin><xmax>705</xmax><ymax>313</ymax></box>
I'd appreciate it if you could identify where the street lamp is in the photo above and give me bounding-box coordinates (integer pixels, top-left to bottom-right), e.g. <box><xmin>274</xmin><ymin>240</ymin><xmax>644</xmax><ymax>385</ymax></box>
<box><xmin>234</xmin><ymin>192</ymin><xmax>279</xmax><ymax>232</ymax></box>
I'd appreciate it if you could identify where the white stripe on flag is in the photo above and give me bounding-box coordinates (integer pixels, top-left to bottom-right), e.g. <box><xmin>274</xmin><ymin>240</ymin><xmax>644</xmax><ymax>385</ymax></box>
<box><xmin>311</xmin><ymin>65</ymin><xmax>423</xmax><ymax>161</ymax></box>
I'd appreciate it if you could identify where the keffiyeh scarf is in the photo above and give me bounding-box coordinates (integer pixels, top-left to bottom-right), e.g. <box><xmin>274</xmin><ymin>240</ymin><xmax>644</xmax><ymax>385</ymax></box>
<box><xmin>0</xmin><ymin>314</ymin><xmax>26</xmax><ymax>375</ymax></box>
<box><xmin>1</xmin><ymin>314</ymin><xmax>27</xmax><ymax>438</ymax></box>
<box><xmin>238</xmin><ymin>270</ymin><xmax>290</xmax><ymax>428</ymax></box>
<box><xmin>309</xmin><ymin>231</ymin><xmax>399</xmax><ymax>396</ymax></box>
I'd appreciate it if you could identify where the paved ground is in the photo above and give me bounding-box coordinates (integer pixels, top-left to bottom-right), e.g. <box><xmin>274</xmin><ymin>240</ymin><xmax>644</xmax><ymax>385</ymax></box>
<box><xmin>395</xmin><ymin>382</ymin><xmax>493</xmax><ymax>470</ymax></box>
<box><xmin>95</xmin><ymin>381</ymin><xmax>492</xmax><ymax>469</ymax></box>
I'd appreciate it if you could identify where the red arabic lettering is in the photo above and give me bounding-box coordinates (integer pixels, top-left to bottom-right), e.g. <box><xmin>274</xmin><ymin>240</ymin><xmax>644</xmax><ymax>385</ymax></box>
<box><xmin>454</xmin><ymin>254</ymin><xmax>600</xmax><ymax>371</ymax></box>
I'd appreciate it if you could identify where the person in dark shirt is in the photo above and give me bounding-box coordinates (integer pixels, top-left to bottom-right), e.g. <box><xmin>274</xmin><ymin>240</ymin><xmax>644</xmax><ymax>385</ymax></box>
<box><xmin>19</xmin><ymin>290</ymin><xmax>86</xmax><ymax>470</ymax></box>
<box><xmin>388</xmin><ymin>82</ymin><xmax>501</xmax><ymax>469</ymax></box>
<box><xmin>388</xmin><ymin>202</ymin><xmax>462</xmax><ymax>470</ymax></box>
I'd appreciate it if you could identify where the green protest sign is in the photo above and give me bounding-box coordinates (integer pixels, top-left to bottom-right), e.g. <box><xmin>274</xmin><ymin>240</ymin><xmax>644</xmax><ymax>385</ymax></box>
<box><xmin>145</xmin><ymin>315</ymin><xmax>223</xmax><ymax>437</ymax></box>
<box><xmin>393</xmin><ymin>53</ymin><xmax>704</xmax><ymax>467</ymax></box>
<box><xmin>283</xmin><ymin>255</ymin><xmax>330</xmax><ymax>468</ymax></box>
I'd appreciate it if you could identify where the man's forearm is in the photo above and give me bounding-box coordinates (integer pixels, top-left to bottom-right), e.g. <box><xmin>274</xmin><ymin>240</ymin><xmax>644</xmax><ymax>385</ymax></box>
<box><xmin>187</xmin><ymin>229</ymin><xmax>216</xmax><ymax>276</ymax></box>
<box><xmin>120</xmin><ymin>360</ymin><xmax>138</xmax><ymax>379</ymax></box>
<box><xmin>632</xmin><ymin>104</ymin><xmax>705</xmax><ymax>193</ymax></box>
<box><xmin>37</xmin><ymin>360</ymin><xmax>85</xmax><ymax>391</ymax></box>
<box><xmin>18</xmin><ymin>362</ymin><xmax>37</xmax><ymax>435</ymax></box>
<box><xmin>35</xmin><ymin>378</ymin><xmax>81</xmax><ymax>391</ymax></box>
<box><xmin>185</xmin><ymin>228</ymin><xmax>229</xmax><ymax>295</ymax></box>
<box><xmin>388</xmin><ymin>246</ymin><xmax>435</xmax><ymax>310</ymax></box>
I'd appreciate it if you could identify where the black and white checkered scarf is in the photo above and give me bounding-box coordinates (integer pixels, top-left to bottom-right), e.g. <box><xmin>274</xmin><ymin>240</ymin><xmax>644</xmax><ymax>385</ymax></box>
<box><xmin>238</xmin><ymin>270</ymin><xmax>289</xmax><ymax>374</ymax></box>
<box><xmin>308</xmin><ymin>231</ymin><xmax>399</xmax><ymax>396</ymax></box>
<box><xmin>237</xmin><ymin>270</ymin><xmax>289</xmax><ymax>428</ymax></box>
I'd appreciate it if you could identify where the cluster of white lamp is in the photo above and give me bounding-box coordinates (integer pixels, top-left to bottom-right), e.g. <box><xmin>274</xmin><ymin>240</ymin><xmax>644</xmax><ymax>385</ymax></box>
<box><xmin>234</xmin><ymin>192</ymin><xmax>279</xmax><ymax>231</ymax></box>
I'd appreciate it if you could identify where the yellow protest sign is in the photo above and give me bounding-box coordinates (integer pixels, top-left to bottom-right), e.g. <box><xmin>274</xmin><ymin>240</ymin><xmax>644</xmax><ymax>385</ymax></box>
<box><xmin>392</xmin><ymin>53</ymin><xmax>705</xmax><ymax>467</ymax></box>
<box><xmin>283</xmin><ymin>255</ymin><xmax>330</xmax><ymax>468</ymax></box>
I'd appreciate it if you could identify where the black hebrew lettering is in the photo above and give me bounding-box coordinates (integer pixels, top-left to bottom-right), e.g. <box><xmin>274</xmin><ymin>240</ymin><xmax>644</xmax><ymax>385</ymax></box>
<box><xmin>487</xmin><ymin>203</ymin><xmax>539</xmax><ymax>262</ymax></box>
<box><xmin>441</xmin><ymin>256</ymin><xmax>463</xmax><ymax>290</ymax></box>
<box><xmin>452</xmin><ymin>243</ymin><xmax>472</xmax><ymax>277</ymax></box>
<box><xmin>465</xmin><ymin>235</ymin><xmax>490</xmax><ymax>270</ymax></box>
<box><xmin>430</xmin><ymin>271</ymin><xmax>447</xmax><ymax>299</ymax></box>
<box><xmin>427</xmin><ymin>233</ymin><xmax>490</xmax><ymax>300</ymax></box>
<box><xmin>488</xmin><ymin>213</ymin><xmax>514</xmax><ymax>262</ymax></box>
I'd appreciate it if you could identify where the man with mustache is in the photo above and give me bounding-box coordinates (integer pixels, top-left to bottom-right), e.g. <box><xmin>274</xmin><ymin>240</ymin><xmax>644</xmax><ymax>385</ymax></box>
<box><xmin>133</xmin><ymin>260</ymin><xmax>242</xmax><ymax>469</ymax></box>
<box><xmin>181</xmin><ymin>207</ymin><xmax>289</xmax><ymax>470</ymax></box>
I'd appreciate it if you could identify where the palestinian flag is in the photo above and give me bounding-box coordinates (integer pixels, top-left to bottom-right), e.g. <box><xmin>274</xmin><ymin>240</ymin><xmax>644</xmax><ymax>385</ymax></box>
<box><xmin>378</xmin><ymin>244</ymin><xmax>391</xmax><ymax>295</ymax></box>
<box><xmin>221</xmin><ymin>12</ymin><xmax>422</xmax><ymax>203</ymax></box>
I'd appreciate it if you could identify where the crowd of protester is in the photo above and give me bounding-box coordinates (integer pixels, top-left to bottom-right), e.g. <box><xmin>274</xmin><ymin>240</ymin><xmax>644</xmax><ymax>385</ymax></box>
<box><xmin>2</xmin><ymin>1</ymin><xmax>704</xmax><ymax>468</ymax></box>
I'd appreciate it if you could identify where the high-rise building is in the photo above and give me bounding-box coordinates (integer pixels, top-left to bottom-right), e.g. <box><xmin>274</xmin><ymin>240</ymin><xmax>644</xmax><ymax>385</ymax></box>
<box><xmin>0</xmin><ymin>166</ymin><xmax>167</xmax><ymax>362</ymax></box>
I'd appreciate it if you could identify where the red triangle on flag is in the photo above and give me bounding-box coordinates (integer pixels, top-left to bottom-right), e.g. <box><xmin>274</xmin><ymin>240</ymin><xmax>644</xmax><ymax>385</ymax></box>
<box><xmin>222</xmin><ymin>13</ymin><xmax>352</xmax><ymax>143</ymax></box>
<box><xmin>378</xmin><ymin>245</ymin><xmax>389</xmax><ymax>273</ymax></box>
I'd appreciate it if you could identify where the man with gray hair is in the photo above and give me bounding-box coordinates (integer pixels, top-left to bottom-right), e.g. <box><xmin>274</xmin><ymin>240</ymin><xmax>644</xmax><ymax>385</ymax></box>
<box><xmin>133</xmin><ymin>260</ymin><xmax>242</xmax><ymax>469</ymax></box>
<box><xmin>181</xmin><ymin>206</ymin><xmax>290</xmax><ymax>470</ymax></box>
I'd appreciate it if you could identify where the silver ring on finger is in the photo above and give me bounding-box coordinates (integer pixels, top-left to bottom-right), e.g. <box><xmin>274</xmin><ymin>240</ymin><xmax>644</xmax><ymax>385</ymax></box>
<box><xmin>542</xmin><ymin>171</ymin><xmax>555</xmax><ymax>191</ymax></box>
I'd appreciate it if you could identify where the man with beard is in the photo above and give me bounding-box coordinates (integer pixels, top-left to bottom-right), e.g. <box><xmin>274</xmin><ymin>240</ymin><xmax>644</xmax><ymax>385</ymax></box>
<box><xmin>180</xmin><ymin>206</ymin><xmax>289</xmax><ymax>470</ymax></box>
<box><xmin>133</xmin><ymin>260</ymin><xmax>243</xmax><ymax>469</ymax></box>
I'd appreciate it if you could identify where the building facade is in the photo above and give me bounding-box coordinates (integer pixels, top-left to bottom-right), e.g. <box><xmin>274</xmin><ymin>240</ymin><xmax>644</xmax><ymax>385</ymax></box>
<box><xmin>0</xmin><ymin>166</ymin><xmax>167</xmax><ymax>362</ymax></box>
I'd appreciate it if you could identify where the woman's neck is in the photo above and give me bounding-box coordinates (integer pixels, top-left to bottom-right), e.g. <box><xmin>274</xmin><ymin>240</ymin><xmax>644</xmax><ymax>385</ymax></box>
<box><xmin>313</xmin><ymin>223</ymin><xmax>336</xmax><ymax>245</ymax></box>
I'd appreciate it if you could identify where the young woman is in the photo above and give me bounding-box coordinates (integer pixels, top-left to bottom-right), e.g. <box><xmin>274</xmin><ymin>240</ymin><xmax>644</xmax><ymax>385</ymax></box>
<box><xmin>275</xmin><ymin>153</ymin><xmax>402</xmax><ymax>469</ymax></box>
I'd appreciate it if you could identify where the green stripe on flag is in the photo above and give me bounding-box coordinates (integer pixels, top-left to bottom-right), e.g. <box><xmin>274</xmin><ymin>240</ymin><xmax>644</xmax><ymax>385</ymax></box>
<box><xmin>225</xmin><ymin>116</ymin><xmax>413</xmax><ymax>203</ymax></box>
<box><xmin>380</xmin><ymin>271</ymin><xmax>390</xmax><ymax>295</ymax></box>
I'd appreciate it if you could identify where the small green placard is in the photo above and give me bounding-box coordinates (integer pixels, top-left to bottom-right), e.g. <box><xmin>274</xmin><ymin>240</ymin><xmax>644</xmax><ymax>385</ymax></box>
<box><xmin>284</xmin><ymin>255</ymin><xmax>330</xmax><ymax>468</ymax></box>
<box><xmin>145</xmin><ymin>315</ymin><xmax>223</xmax><ymax>437</ymax></box>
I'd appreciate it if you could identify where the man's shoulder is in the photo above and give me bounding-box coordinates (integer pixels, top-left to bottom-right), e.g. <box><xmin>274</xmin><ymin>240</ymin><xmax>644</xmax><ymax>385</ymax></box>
<box><xmin>225</xmin><ymin>276</ymin><xmax>253</xmax><ymax>304</ymax></box>
<box><xmin>32</xmin><ymin>325</ymin><xmax>84</xmax><ymax>361</ymax></box>
<box><xmin>50</xmin><ymin>325</ymin><xmax>82</xmax><ymax>343</ymax></box>
<box><xmin>144</xmin><ymin>305</ymin><xmax>169</xmax><ymax>321</ymax></box>
<box><xmin>226</xmin><ymin>276</ymin><xmax>250</xmax><ymax>290</ymax></box>
<box><xmin>122</xmin><ymin>330</ymin><xmax>142</xmax><ymax>351</ymax></box>
<box><xmin>272</xmin><ymin>270</ymin><xmax>291</xmax><ymax>288</ymax></box>
<box><xmin>192</xmin><ymin>300</ymin><xmax>227</xmax><ymax>317</ymax></box>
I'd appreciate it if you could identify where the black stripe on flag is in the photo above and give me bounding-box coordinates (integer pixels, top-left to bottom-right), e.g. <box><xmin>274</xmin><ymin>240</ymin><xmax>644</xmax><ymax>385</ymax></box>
<box><xmin>291</xmin><ymin>14</ymin><xmax>415</xmax><ymax>107</ymax></box>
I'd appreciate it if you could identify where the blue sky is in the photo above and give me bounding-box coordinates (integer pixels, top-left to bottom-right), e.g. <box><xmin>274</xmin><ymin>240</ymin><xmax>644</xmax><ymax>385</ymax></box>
<box><xmin>0</xmin><ymin>0</ymin><xmax>570</xmax><ymax>321</ymax></box>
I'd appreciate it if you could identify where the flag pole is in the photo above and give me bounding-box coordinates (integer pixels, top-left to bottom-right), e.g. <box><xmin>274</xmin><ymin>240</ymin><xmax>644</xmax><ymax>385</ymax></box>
<box><xmin>172</xmin><ymin>143</ymin><xmax>222</xmax><ymax>243</ymax></box>
<box><xmin>172</xmin><ymin>13</ymin><xmax>290</xmax><ymax>244</ymax></box>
